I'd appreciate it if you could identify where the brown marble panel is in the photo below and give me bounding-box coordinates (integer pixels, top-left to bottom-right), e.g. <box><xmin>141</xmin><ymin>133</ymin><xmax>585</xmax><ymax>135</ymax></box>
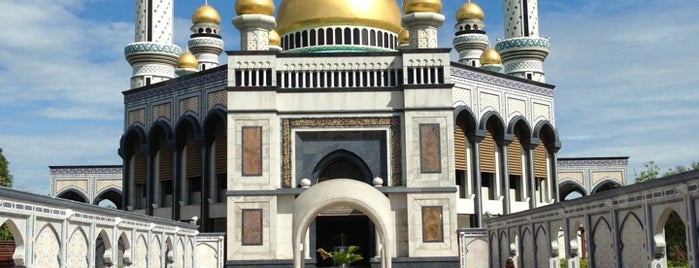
<box><xmin>242</xmin><ymin>126</ymin><xmax>262</xmax><ymax>176</ymax></box>
<box><xmin>419</xmin><ymin>124</ymin><xmax>441</xmax><ymax>173</ymax></box>
<box><xmin>242</xmin><ymin>209</ymin><xmax>263</xmax><ymax>245</ymax></box>
<box><xmin>422</xmin><ymin>206</ymin><xmax>444</xmax><ymax>242</ymax></box>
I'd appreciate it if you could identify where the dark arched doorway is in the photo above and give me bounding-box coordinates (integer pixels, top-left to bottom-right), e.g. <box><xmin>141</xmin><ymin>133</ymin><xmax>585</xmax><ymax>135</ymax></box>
<box><xmin>56</xmin><ymin>189</ymin><xmax>88</xmax><ymax>203</ymax></box>
<box><xmin>313</xmin><ymin>150</ymin><xmax>373</xmax><ymax>184</ymax></box>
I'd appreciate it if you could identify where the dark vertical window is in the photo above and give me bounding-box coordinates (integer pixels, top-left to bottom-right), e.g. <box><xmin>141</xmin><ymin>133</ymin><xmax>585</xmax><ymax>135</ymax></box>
<box><xmin>295</xmin><ymin>32</ymin><xmax>301</xmax><ymax>48</ymax></box>
<box><xmin>370</xmin><ymin>30</ymin><xmax>376</xmax><ymax>46</ymax></box>
<box><xmin>310</xmin><ymin>29</ymin><xmax>316</xmax><ymax>46</ymax></box>
<box><xmin>344</xmin><ymin>28</ymin><xmax>352</xmax><ymax>45</ymax></box>
<box><xmin>335</xmin><ymin>28</ymin><xmax>342</xmax><ymax>44</ymax></box>
<box><xmin>361</xmin><ymin>29</ymin><xmax>368</xmax><ymax>46</ymax></box>
<box><xmin>327</xmin><ymin>28</ymin><xmax>334</xmax><ymax>45</ymax></box>
<box><xmin>302</xmin><ymin>31</ymin><xmax>308</xmax><ymax>47</ymax></box>
<box><xmin>353</xmin><ymin>28</ymin><xmax>360</xmax><ymax>45</ymax></box>
<box><xmin>318</xmin><ymin>29</ymin><xmax>325</xmax><ymax>45</ymax></box>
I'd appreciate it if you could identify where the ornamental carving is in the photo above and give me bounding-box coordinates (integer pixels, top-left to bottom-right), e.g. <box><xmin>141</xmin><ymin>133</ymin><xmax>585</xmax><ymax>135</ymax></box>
<box><xmin>281</xmin><ymin>117</ymin><xmax>402</xmax><ymax>187</ymax></box>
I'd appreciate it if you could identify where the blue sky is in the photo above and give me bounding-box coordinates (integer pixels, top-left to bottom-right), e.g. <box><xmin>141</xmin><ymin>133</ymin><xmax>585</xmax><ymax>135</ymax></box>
<box><xmin>0</xmin><ymin>0</ymin><xmax>698</xmax><ymax>194</ymax></box>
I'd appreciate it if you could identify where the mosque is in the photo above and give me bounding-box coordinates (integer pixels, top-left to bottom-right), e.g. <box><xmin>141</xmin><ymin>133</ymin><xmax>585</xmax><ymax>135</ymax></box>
<box><xmin>118</xmin><ymin>0</ymin><xmax>561</xmax><ymax>266</ymax></box>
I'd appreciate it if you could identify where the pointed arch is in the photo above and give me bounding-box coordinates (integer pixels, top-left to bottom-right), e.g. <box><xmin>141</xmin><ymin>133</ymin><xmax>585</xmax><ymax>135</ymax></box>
<box><xmin>118</xmin><ymin>231</ymin><xmax>131</xmax><ymax>266</ymax></box>
<box><xmin>56</xmin><ymin>188</ymin><xmax>89</xmax><ymax>203</ymax></box>
<box><xmin>535</xmin><ymin>225</ymin><xmax>549</xmax><ymax>267</ymax></box>
<box><xmin>135</xmin><ymin>234</ymin><xmax>148</xmax><ymax>266</ymax></box>
<box><xmin>532</xmin><ymin>120</ymin><xmax>560</xmax><ymax>149</ymax></box>
<box><xmin>620</xmin><ymin>212</ymin><xmax>647</xmax><ymax>266</ymax></box>
<box><xmin>150</xmin><ymin>235</ymin><xmax>162</xmax><ymax>268</ymax></box>
<box><xmin>521</xmin><ymin>227</ymin><xmax>534</xmax><ymax>267</ymax></box>
<box><xmin>559</xmin><ymin>180</ymin><xmax>587</xmax><ymax>200</ymax></box>
<box><xmin>592</xmin><ymin>179</ymin><xmax>622</xmax><ymax>194</ymax></box>
<box><xmin>165</xmin><ymin>236</ymin><xmax>174</xmax><ymax>264</ymax></box>
<box><xmin>67</xmin><ymin>228</ymin><xmax>89</xmax><ymax>267</ymax></box>
<box><xmin>34</xmin><ymin>224</ymin><xmax>60</xmax><ymax>267</ymax></box>
<box><xmin>94</xmin><ymin>229</ymin><xmax>113</xmax><ymax>267</ymax></box>
<box><xmin>94</xmin><ymin>187</ymin><xmax>123</xmax><ymax>209</ymax></box>
<box><xmin>592</xmin><ymin>217</ymin><xmax>614</xmax><ymax>267</ymax></box>
<box><xmin>204</xmin><ymin>108</ymin><xmax>227</xmax><ymax>206</ymax></box>
<box><xmin>478</xmin><ymin>111</ymin><xmax>506</xmax><ymax>138</ymax></box>
<box><xmin>177</xmin><ymin>114</ymin><xmax>204</xmax><ymax>207</ymax></box>
<box><xmin>0</xmin><ymin>219</ymin><xmax>24</xmax><ymax>265</ymax></box>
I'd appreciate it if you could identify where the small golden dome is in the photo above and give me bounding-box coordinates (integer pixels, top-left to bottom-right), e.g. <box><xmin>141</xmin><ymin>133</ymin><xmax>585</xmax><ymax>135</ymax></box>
<box><xmin>276</xmin><ymin>0</ymin><xmax>402</xmax><ymax>35</ymax></box>
<box><xmin>480</xmin><ymin>48</ymin><xmax>501</xmax><ymax>65</ymax></box>
<box><xmin>235</xmin><ymin>0</ymin><xmax>275</xmax><ymax>16</ymax></box>
<box><xmin>456</xmin><ymin>2</ymin><xmax>484</xmax><ymax>21</ymax></box>
<box><xmin>192</xmin><ymin>4</ymin><xmax>221</xmax><ymax>24</ymax></box>
<box><xmin>402</xmin><ymin>0</ymin><xmax>442</xmax><ymax>14</ymax></box>
<box><xmin>269</xmin><ymin>30</ymin><xmax>281</xmax><ymax>46</ymax></box>
<box><xmin>398</xmin><ymin>29</ymin><xmax>409</xmax><ymax>45</ymax></box>
<box><xmin>177</xmin><ymin>50</ymin><xmax>198</xmax><ymax>69</ymax></box>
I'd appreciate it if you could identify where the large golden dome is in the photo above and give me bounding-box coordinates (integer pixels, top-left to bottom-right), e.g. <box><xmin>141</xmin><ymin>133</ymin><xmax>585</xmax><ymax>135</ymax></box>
<box><xmin>402</xmin><ymin>0</ymin><xmax>442</xmax><ymax>14</ymax></box>
<box><xmin>192</xmin><ymin>4</ymin><xmax>221</xmax><ymax>24</ymax></box>
<box><xmin>480</xmin><ymin>48</ymin><xmax>501</xmax><ymax>65</ymax></box>
<box><xmin>276</xmin><ymin>0</ymin><xmax>402</xmax><ymax>35</ymax></box>
<box><xmin>456</xmin><ymin>2</ymin><xmax>484</xmax><ymax>21</ymax></box>
<box><xmin>235</xmin><ymin>0</ymin><xmax>274</xmax><ymax>16</ymax></box>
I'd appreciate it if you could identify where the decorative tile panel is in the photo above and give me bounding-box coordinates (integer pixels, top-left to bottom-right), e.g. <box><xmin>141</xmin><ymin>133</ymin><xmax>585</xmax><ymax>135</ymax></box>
<box><xmin>180</xmin><ymin>96</ymin><xmax>199</xmax><ymax>116</ymax></box>
<box><xmin>152</xmin><ymin>102</ymin><xmax>171</xmax><ymax>122</ymax></box>
<box><xmin>592</xmin><ymin>171</ymin><xmax>623</xmax><ymax>184</ymax></box>
<box><xmin>480</xmin><ymin>92</ymin><xmax>500</xmax><ymax>113</ymax></box>
<box><xmin>559</xmin><ymin>172</ymin><xmax>584</xmax><ymax>183</ymax></box>
<box><xmin>507</xmin><ymin>97</ymin><xmax>526</xmax><ymax>118</ymax></box>
<box><xmin>532</xmin><ymin>103</ymin><xmax>550</xmax><ymax>122</ymax></box>
<box><xmin>452</xmin><ymin>87</ymin><xmax>471</xmax><ymax>106</ymax></box>
<box><xmin>207</xmin><ymin>90</ymin><xmax>226</xmax><ymax>111</ymax></box>
<box><xmin>128</xmin><ymin>109</ymin><xmax>145</xmax><ymax>127</ymax></box>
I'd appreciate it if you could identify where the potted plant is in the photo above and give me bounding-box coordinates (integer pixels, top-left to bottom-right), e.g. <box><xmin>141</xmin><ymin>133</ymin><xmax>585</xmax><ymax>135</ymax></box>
<box><xmin>317</xmin><ymin>245</ymin><xmax>364</xmax><ymax>268</ymax></box>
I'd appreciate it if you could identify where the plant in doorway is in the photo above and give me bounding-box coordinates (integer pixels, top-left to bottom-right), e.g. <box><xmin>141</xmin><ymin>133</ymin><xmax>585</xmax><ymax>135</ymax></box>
<box><xmin>317</xmin><ymin>245</ymin><xmax>364</xmax><ymax>267</ymax></box>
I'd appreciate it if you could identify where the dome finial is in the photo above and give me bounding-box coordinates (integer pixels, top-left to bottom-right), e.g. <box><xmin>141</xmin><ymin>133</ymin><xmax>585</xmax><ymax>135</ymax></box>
<box><xmin>456</xmin><ymin>1</ymin><xmax>484</xmax><ymax>21</ymax></box>
<box><xmin>192</xmin><ymin>3</ymin><xmax>221</xmax><ymax>25</ymax></box>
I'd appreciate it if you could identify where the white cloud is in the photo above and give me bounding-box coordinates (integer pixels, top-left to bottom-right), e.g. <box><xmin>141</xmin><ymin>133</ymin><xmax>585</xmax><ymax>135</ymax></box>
<box><xmin>545</xmin><ymin>0</ymin><xmax>699</xmax><ymax>180</ymax></box>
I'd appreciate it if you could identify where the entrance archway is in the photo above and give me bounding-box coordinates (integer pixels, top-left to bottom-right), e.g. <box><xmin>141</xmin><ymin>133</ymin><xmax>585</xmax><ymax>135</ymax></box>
<box><xmin>293</xmin><ymin>179</ymin><xmax>394</xmax><ymax>268</ymax></box>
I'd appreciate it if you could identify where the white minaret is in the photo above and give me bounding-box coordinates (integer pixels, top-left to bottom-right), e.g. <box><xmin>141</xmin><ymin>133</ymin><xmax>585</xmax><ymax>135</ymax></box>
<box><xmin>232</xmin><ymin>0</ymin><xmax>276</xmax><ymax>51</ymax></box>
<box><xmin>124</xmin><ymin>0</ymin><xmax>181</xmax><ymax>88</ymax></box>
<box><xmin>496</xmin><ymin>0</ymin><xmax>549</xmax><ymax>82</ymax></box>
<box><xmin>188</xmin><ymin>3</ymin><xmax>224</xmax><ymax>71</ymax></box>
<box><xmin>453</xmin><ymin>1</ymin><xmax>489</xmax><ymax>67</ymax></box>
<box><xmin>401</xmin><ymin>0</ymin><xmax>445</xmax><ymax>49</ymax></box>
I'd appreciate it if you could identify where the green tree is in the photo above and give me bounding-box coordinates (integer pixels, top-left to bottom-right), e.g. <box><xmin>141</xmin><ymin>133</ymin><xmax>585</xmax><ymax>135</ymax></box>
<box><xmin>0</xmin><ymin>148</ymin><xmax>12</xmax><ymax>240</ymax></box>
<box><xmin>0</xmin><ymin>148</ymin><xmax>13</xmax><ymax>188</ymax></box>
<box><xmin>635</xmin><ymin>161</ymin><xmax>659</xmax><ymax>183</ymax></box>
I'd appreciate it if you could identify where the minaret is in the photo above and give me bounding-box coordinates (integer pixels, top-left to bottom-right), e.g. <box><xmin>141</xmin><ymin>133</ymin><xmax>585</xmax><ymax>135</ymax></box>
<box><xmin>124</xmin><ymin>0</ymin><xmax>182</xmax><ymax>88</ymax></box>
<box><xmin>496</xmin><ymin>0</ymin><xmax>549</xmax><ymax>82</ymax></box>
<box><xmin>453</xmin><ymin>1</ymin><xmax>489</xmax><ymax>67</ymax></box>
<box><xmin>232</xmin><ymin>0</ymin><xmax>276</xmax><ymax>51</ymax></box>
<box><xmin>401</xmin><ymin>0</ymin><xmax>445</xmax><ymax>49</ymax></box>
<box><xmin>188</xmin><ymin>3</ymin><xmax>224</xmax><ymax>71</ymax></box>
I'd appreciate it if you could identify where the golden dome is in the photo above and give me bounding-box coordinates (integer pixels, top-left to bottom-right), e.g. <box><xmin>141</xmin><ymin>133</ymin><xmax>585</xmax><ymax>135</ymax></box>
<box><xmin>235</xmin><ymin>0</ymin><xmax>275</xmax><ymax>16</ymax></box>
<box><xmin>192</xmin><ymin>4</ymin><xmax>221</xmax><ymax>24</ymax></box>
<box><xmin>456</xmin><ymin>2</ymin><xmax>484</xmax><ymax>21</ymax></box>
<box><xmin>398</xmin><ymin>29</ymin><xmax>409</xmax><ymax>45</ymax></box>
<box><xmin>402</xmin><ymin>0</ymin><xmax>442</xmax><ymax>14</ymax></box>
<box><xmin>480</xmin><ymin>48</ymin><xmax>501</xmax><ymax>65</ymax></box>
<box><xmin>177</xmin><ymin>50</ymin><xmax>198</xmax><ymax>69</ymax></box>
<box><xmin>269</xmin><ymin>30</ymin><xmax>281</xmax><ymax>46</ymax></box>
<box><xmin>276</xmin><ymin>0</ymin><xmax>402</xmax><ymax>35</ymax></box>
